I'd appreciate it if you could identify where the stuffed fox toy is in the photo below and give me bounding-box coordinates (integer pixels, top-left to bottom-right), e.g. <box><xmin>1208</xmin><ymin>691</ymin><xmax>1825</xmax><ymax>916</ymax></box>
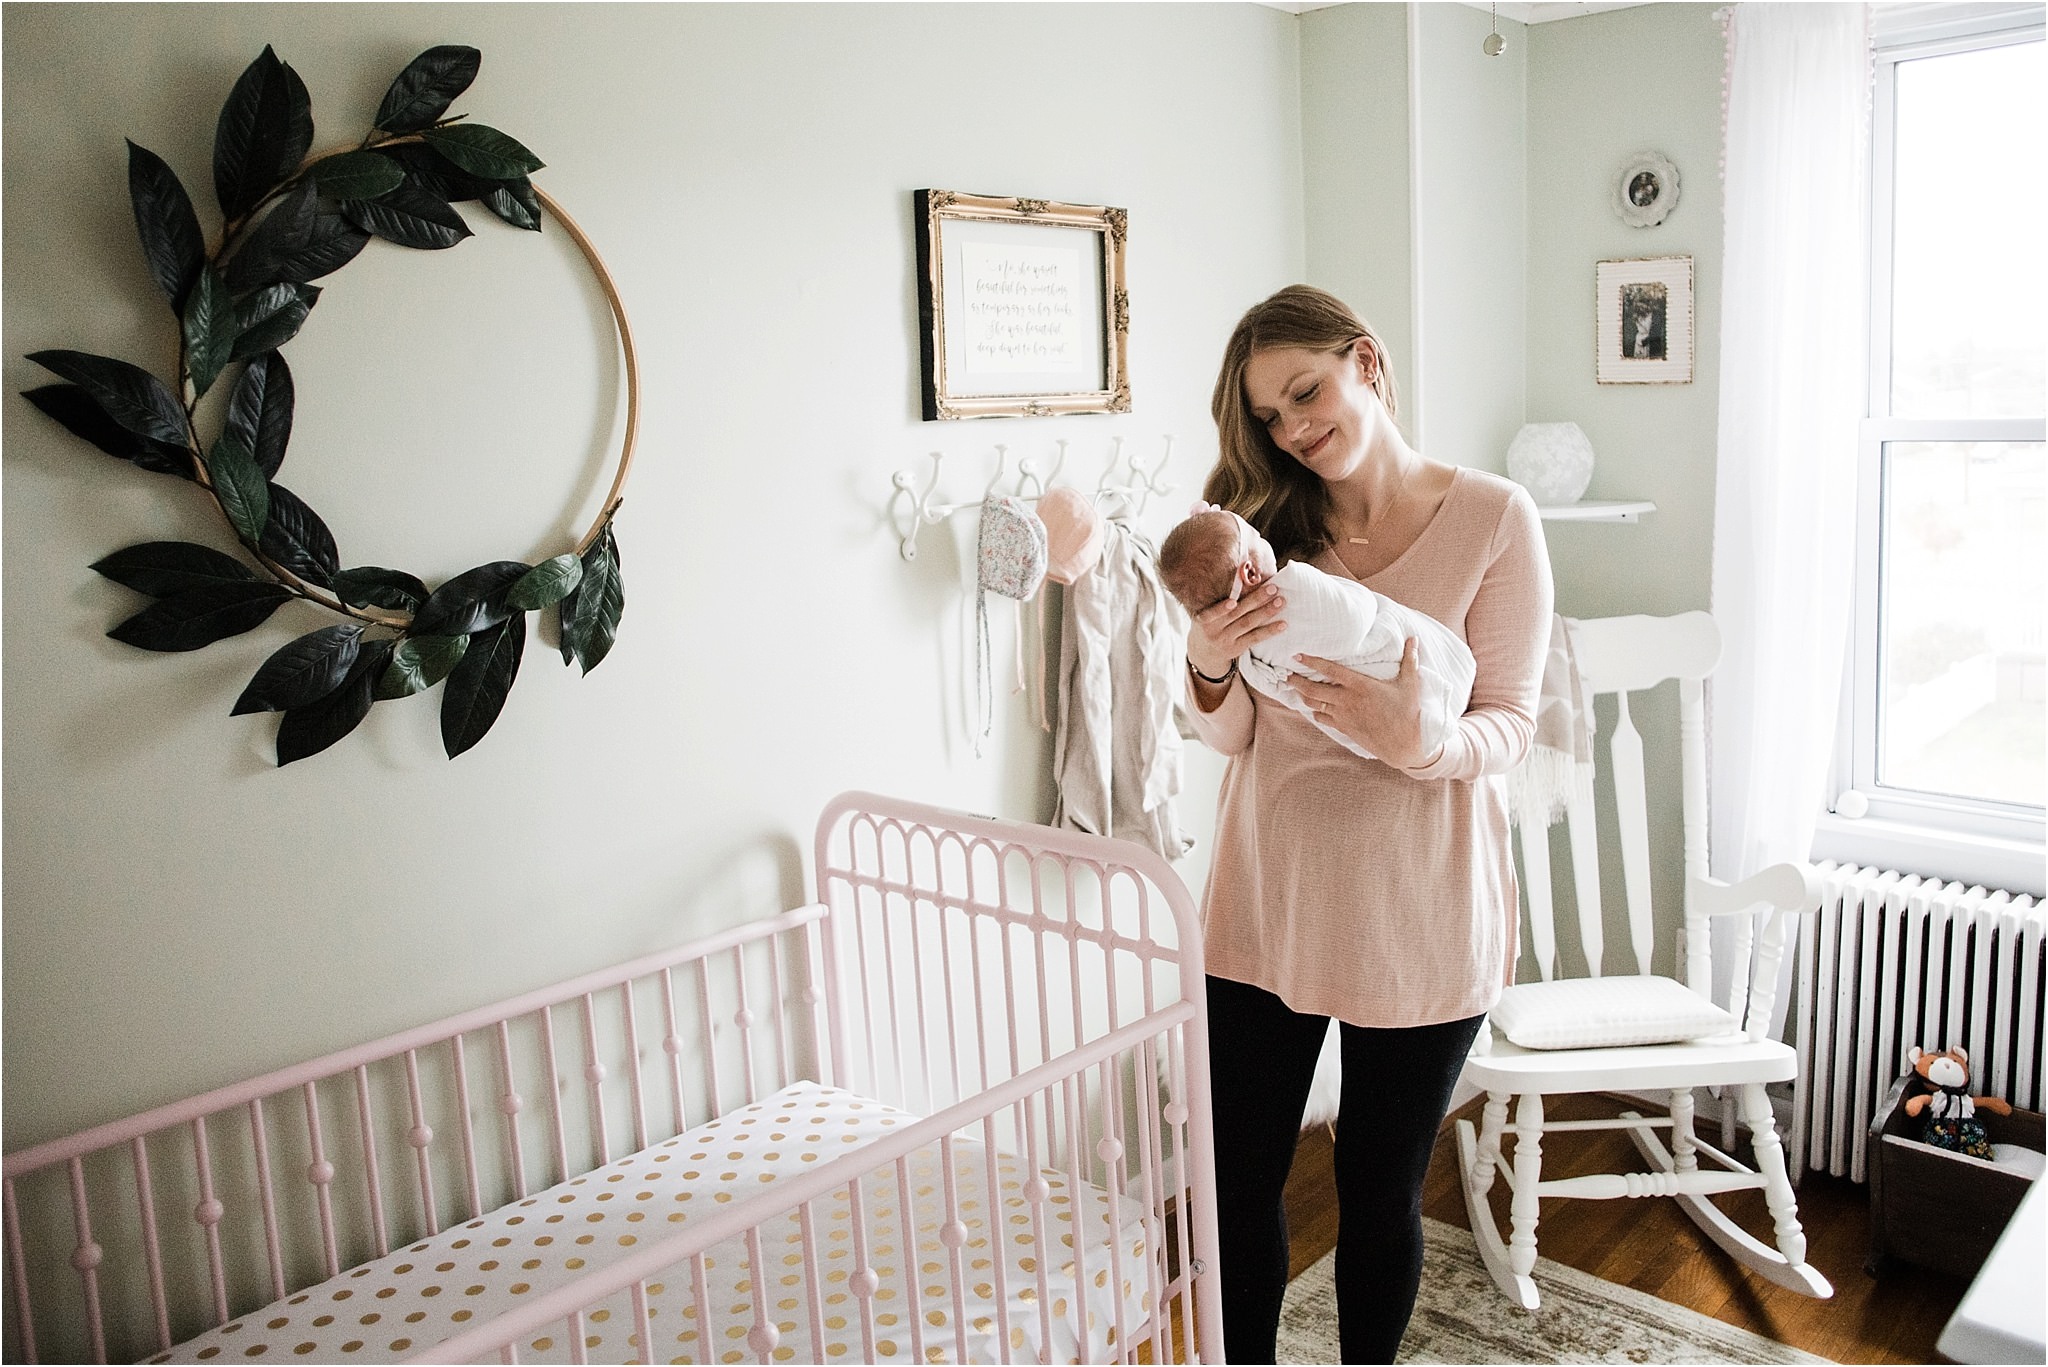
<box><xmin>1903</xmin><ymin>1045</ymin><xmax>2013</xmax><ymax>1158</ymax></box>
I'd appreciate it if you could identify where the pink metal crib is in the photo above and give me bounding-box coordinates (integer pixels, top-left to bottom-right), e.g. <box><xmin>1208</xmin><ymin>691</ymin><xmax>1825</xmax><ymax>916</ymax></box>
<box><xmin>3</xmin><ymin>792</ymin><xmax>1223</xmax><ymax>1364</ymax></box>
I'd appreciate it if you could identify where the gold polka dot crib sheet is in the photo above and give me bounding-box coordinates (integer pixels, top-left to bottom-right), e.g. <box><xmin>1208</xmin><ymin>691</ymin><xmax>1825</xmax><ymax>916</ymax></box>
<box><xmin>154</xmin><ymin>1081</ymin><xmax>1155</xmax><ymax>1364</ymax></box>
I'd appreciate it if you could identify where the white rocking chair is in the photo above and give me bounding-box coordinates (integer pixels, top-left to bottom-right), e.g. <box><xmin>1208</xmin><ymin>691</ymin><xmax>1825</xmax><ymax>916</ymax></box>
<box><xmin>1457</xmin><ymin>611</ymin><xmax>1835</xmax><ymax>1310</ymax></box>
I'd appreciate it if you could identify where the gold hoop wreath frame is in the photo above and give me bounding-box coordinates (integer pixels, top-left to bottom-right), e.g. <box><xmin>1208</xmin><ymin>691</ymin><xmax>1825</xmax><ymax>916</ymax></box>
<box><xmin>22</xmin><ymin>45</ymin><xmax>638</xmax><ymax>765</ymax></box>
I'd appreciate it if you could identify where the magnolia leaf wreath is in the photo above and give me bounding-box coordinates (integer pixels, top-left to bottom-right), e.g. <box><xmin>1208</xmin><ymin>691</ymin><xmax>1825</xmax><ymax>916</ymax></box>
<box><xmin>22</xmin><ymin>44</ymin><xmax>634</xmax><ymax>765</ymax></box>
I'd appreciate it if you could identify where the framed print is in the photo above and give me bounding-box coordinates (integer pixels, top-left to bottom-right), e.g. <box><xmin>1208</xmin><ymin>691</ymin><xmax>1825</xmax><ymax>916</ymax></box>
<box><xmin>1613</xmin><ymin>151</ymin><xmax>1680</xmax><ymax>228</ymax></box>
<box><xmin>1596</xmin><ymin>255</ymin><xmax>1694</xmax><ymax>385</ymax></box>
<box><xmin>913</xmin><ymin>190</ymin><xmax>1130</xmax><ymax>420</ymax></box>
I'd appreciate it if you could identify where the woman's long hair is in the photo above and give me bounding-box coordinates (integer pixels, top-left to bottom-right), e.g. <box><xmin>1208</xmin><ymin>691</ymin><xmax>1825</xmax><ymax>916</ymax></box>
<box><xmin>1205</xmin><ymin>285</ymin><xmax>1400</xmax><ymax>563</ymax></box>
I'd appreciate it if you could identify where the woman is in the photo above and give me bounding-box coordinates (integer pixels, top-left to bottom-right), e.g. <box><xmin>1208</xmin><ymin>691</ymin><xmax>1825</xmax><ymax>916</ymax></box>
<box><xmin>1184</xmin><ymin>285</ymin><xmax>1551</xmax><ymax>1363</ymax></box>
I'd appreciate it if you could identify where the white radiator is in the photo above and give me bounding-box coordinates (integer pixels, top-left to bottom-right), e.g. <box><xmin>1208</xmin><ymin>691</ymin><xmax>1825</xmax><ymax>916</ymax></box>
<box><xmin>1790</xmin><ymin>861</ymin><xmax>2044</xmax><ymax>1182</ymax></box>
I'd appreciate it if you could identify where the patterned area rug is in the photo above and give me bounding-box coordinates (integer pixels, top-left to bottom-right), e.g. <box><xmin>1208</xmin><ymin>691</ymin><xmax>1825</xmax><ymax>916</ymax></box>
<box><xmin>1276</xmin><ymin>1217</ymin><xmax>1834</xmax><ymax>1364</ymax></box>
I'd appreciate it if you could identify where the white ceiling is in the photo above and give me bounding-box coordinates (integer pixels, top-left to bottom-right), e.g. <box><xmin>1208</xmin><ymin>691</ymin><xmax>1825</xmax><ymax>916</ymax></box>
<box><xmin>1261</xmin><ymin>1</ymin><xmax>1652</xmax><ymax>22</ymax></box>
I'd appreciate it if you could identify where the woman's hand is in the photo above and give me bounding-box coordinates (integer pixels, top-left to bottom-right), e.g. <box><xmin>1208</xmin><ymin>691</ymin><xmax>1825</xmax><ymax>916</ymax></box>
<box><xmin>1187</xmin><ymin>581</ymin><xmax>1288</xmax><ymax>681</ymax></box>
<box><xmin>1290</xmin><ymin>637</ymin><xmax>1443</xmax><ymax>770</ymax></box>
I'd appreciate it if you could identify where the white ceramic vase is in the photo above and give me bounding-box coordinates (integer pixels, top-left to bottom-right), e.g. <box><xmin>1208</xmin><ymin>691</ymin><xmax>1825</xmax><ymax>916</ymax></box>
<box><xmin>1506</xmin><ymin>422</ymin><xmax>1596</xmax><ymax>505</ymax></box>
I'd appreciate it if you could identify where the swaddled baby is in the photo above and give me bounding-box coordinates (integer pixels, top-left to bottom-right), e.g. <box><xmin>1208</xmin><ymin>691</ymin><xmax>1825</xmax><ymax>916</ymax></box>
<box><xmin>1159</xmin><ymin>506</ymin><xmax>1476</xmax><ymax>762</ymax></box>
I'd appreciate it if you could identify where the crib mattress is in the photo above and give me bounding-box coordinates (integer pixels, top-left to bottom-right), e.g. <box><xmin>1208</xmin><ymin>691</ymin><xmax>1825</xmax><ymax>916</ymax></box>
<box><xmin>155</xmin><ymin>1081</ymin><xmax>1155</xmax><ymax>1364</ymax></box>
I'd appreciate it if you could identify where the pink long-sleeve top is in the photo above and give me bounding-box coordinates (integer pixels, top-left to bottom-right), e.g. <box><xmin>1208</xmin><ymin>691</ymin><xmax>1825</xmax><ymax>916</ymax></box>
<box><xmin>1187</xmin><ymin>466</ymin><xmax>1553</xmax><ymax>1028</ymax></box>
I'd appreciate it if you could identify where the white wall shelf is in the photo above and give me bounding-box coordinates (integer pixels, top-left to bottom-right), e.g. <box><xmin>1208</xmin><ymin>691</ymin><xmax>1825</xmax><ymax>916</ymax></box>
<box><xmin>1538</xmin><ymin>500</ymin><xmax>1656</xmax><ymax>523</ymax></box>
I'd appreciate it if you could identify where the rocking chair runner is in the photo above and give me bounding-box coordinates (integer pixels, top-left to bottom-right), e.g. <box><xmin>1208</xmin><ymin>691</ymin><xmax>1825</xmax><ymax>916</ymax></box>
<box><xmin>1457</xmin><ymin>611</ymin><xmax>1835</xmax><ymax>1310</ymax></box>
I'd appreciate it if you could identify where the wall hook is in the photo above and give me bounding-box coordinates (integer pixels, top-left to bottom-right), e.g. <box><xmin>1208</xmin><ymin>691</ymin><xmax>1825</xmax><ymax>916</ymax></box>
<box><xmin>888</xmin><ymin>451</ymin><xmax>946</xmax><ymax>562</ymax></box>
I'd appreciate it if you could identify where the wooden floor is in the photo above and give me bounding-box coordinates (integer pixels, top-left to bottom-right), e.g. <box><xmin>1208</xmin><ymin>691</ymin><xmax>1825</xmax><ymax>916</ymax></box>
<box><xmin>1282</xmin><ymin>1093</ymin><xmax>1973</xmax><ymax>1365</ymax></box>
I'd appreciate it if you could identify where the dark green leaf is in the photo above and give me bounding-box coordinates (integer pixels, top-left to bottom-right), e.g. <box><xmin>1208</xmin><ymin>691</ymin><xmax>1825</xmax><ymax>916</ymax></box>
<box><xmin>127</xmin><ymin>140</ymin><xmax>204</xmax><ymax>313</ymax></box>
<box><xmin>420</xmin><ymin>124</ymin><xmax>544</xmax><ymax>181</ymax></box>
<box><xmin>21</xmin><ymin>385</ymin><xmax>194</xmax><ymax>477</ymax></box>
<box><xmin>308</xmin><ymin>150</ymin><xmax>405</xmax><ymax>201</ymax></box>
<box><xmin>343</xmin><ymin>185</ymin><xmax>471</xmax><ymax>250</ymax></box>
<box><xmin>374</xmin><ymin>45</ymin><xmax>481</xmax><ymax>134</ymax></box>
<box><xmin>206</xmin><ymin>433</ymin><xmax>269</xmax><ymax>543</ymax></box>
<box><xmin>276</xmin><ymin>638</ymin><xmax>392</xmax><ymax>765</ymax></box>
<box><xmin>230</xmin><ymin>284</ymin><xmax>319</xmax><ymax>363</ymax></box>
<box><xmin>259</xmin><ymin>481</ymin><xmax>339</xmax><ymax>588</ymax></box>
<box><xmin>410</xmin><ymin>560</ymin><xmax>529</xmax><ymax>637</ymax></box>
<box><xmin>91</xmin><ymin>540</ymin><xmax>258</xmax><ymax>597</ymax></box>
<box><xmin>223</xmin><ymin>183</ymin><xmax>369</xmax><ymax>291</ymax></box>
<box><xmin>333</xmin><ymin>566</ymin><xmax>429</xmax><ymax>612</ymax></box>
<box><xmin>559</xmin><ymin>525</ymin><xmax>623</xmax><ymax>673</ymax></box>
<box><xmin>372</xmin><ymin>143</ymin><xmax>498</xmax><ymax>204</ymax></box>
<box><xmin>26</xmin><ymin>350</ymin><xmax>187</xmax><ymax>445</ymax></box>
<box><xmin>483</xmin><ymin>180</ymin><xmax>542</xmax><ymax>232</ymax></box>
<box><xmin>376</xmin><ymin>633</ymin><xmax>468</xmax><ymax>700</ymax></box>
<box><xmin>231</xmin><ymin>623</ymin><xmax>362</xmax><ymax>714</ymax></box>
<box><xmin>213</xmin><ymin>45</ymin><xmax>314</xmax><ymax>222</ymax></box>
<box><xmin>107</xmin><ymin>579</ymin><xmax>292</xmax><ymax>651</ymax></box>
<box><xmin>507</xmin><ymin>554</ymin><xmax>581</xmax><ymax>611</ymax></box>
<box><xmin>222</xmin><ymin>351</ymin><xmax>294</xmax><ymax>478</ymax></box>
<box><xmin>441</xmin><ymin>613</ymin><xmax>524</xmax><ymax>758</ymax></box>
<box><xmin>181</xmin><ymin>266</ymin><xmax>235</xmax><ymax>398</ymax></box>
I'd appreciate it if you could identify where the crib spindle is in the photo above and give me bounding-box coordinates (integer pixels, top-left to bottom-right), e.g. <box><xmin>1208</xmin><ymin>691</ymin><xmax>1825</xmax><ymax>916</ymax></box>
<box><xmin>243</xmin><ymin>1100</ymin><xmax>287</xmax><ymax>1304</ymax></box>
<box><xmin>937</xmin><ymin>1132</ymin><xmax>971</xmax><ymax>1364</ymax></box>
<box><xmin>731</xmin><ymin>946</ymin><xmax>759</xmax><ymax>1107</ymax></box>
<box><xmin>4</xmin><ymin>1176</ymin><xmax>40</xmax><ymax>1364</ymax></box>
<box><xmin>1133</xmin><ymin>1038</ymin><xmax>1170</xmax><ymax>1367</ymax></box>
<box><xmin>741</xmin><ymin>1223</ymin><xmax>775</xmax><ymax>1362</ymax></box>
<box><xmin>688</xmin><ymin>1250</ymin><xmax>716</xmax><ymax>1365</ymax></box>
<box><xmin>63</xmin><ymin>1159</ymin><xmax>107</xmax><ymax>1364</ymax></box>
<box><xmin>451</xmin><ymin>1033</ymin><xmax>486</xmax><ymax>1220</ymax></box>
<box><xmin>1097</xmin><ymin>1055</ymin><xmax>1132</xmax><ymax>1361</ymax></box>
<box><xmin>566</xmin><ymin>1304</ymin><xmax>589</xmax><ymax>1365</ymax></box>
<box><xmin>890</xmin><ymin>1152</ymin><xmax>928</xmax><ymax>1366</ymax></box>
<box><xmin>578</xmin><ymin>995</ymin><xmax>613</xmax><ymax>1168</ymax></box>
<box><xmin>296</xmin><ymin>1084</ymin><xmax>342</xmax><ymax>1281</ymax></box>
<box><xmin>658</xmin><ymin>967</ymin><xmax>688</xmax><ymax>1135</ymax></box>
<box><xmin>626</xmin><ymin>1278</ymin><xmax>653</xmax><ymax>1366</ymax></box>
<box><xmin>188</xmin><ymin>1117</ymin><xmax>232</xmax><ymax>1325</ymax></box>
<box><xmin>982</xmin><ymin>1111</ymin><xmax>1016</xmax><ymax>1365</ymax></box>
<box><xmin>1060</xmin><ymin>1073</ymin><xmax>1093</xmax><ymax>1360</ymax></box>
<box><xmin>403</xmin><ymin>1050</ymin><xmax>440</xmax><ymax>1237</ymax></box>
<box><xmin>1021</xmin><ymin>1088</ymin><xmax>1056</xmax><ymax>1358</ymax></box>
<box><xmin>845</xmin><ymin>1171</ymin><xmax>880</xmax><ymax>1365</ymax></box>
<box><xmin>767</xmin><ymin>932</ymin><xmax>791</xmax><ymax>1090</ymax></box>
<box><xmin>354</xmin><ymin>1065</ymin><xmax>392</xmax><ymax>1257</ymax></box>
<box><xmin>797</xmin><ymin>1200</ymin><xmax>827</xmax><ymax>1365</ymax></box>
<box><xmin>491</xmin><ymin>1022</ymin><xmax>530</xmax><ymax>1202</ymax></box>
<box><xmin>539</xmin><ymin>1005</ymin><xmax>571</xmax><ymax>1185</ymax></box>
<box><xmin>121</xmin><ymin>1138</ymin><xmax>173</xmax><ymax>1356</ymax></box>
<box><xmin>617</xmin><ymin>982</ymin><xmax>649</xmax><ymax>1153</ymax></box>
<box><xmin>694</xmin><ymin>960</ymin><xmax>721</xmax><ymax>1120</ymax></box>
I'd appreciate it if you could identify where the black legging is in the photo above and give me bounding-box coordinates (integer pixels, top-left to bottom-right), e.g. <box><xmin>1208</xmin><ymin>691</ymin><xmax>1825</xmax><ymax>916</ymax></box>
<box><xmin>1205</xmin><ymin>975</ymin><xmax>1483</xmax><ymax>1365</ymax></box>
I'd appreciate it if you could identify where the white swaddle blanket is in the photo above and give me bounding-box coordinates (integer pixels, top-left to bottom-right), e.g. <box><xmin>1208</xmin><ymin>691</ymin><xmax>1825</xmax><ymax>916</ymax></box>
<box><xmin>1239</xmin><ymin>561</ymin><xmax>1476</xmax><ymax>762</ymax></box>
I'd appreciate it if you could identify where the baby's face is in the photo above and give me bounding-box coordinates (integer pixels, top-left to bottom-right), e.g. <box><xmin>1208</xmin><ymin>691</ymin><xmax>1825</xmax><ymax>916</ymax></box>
<box><xmin>1231</xmin><ymin>513</ymin><xmax>1277</xmax><ymax>593</ymax></box>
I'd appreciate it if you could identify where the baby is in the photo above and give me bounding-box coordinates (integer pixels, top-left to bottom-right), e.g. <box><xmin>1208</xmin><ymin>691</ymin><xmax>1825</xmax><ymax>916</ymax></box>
<box><xmin>1159</xmin><ymin>506</ymin><xmax>1476</xmax><ymax>762</ymax></box>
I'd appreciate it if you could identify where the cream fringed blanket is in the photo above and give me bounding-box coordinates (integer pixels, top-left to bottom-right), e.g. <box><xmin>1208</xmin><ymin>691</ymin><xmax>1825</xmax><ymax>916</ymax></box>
<box><xmin>1506</xmin><ymin>614</ymin><xmax>1592</xmax><ymax>827</ymax></box>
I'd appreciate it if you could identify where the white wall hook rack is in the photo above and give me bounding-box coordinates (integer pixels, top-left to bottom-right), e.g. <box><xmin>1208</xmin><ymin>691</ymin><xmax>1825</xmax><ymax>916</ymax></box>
<box><xmin>887</xmin><ymin>436</ymin><xmax>1181</xmax><ymax>562</ymax></box>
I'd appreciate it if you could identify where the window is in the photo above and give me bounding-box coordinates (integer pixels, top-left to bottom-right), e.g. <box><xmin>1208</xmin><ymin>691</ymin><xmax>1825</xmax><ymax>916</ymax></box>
<box><xmin>1828</xmin><ymin>8</ymin><xmax>2046</xmax><ymax>890</ymax></box>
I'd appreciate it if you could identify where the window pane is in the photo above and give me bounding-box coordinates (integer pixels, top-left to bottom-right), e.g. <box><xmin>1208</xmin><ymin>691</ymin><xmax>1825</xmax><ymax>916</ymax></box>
<box><xmin>1878</xmin><ymin>441</ymin><xmax>2046</xmax><ymax>806</ymax></box>
<box><xmin>1889</xmin><ymin>41</ymin><xmax>2046</xmax><ymax>418</ymax></box>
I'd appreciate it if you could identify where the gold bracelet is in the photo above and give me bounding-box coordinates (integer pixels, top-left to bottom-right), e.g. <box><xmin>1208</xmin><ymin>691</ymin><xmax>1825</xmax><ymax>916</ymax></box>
<box><xmin>1188</xmin><ymin>659</ymin><xmax>1238</xmax><ymax>685</ymax></box>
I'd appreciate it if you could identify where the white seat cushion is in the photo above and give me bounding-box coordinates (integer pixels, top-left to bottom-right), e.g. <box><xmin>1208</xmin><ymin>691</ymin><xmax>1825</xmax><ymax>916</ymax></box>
<box><xmin>1488</xmin><ymin>975</ymin><xmax>1736</xmax><ymax>1050</ymax></box>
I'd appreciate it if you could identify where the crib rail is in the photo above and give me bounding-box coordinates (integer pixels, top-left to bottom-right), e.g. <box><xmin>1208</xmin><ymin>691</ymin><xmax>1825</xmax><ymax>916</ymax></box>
<box><xmin>3</xmin><ymin>906</ymin><xmax>829</xmax><ymax>1365</ymax></box>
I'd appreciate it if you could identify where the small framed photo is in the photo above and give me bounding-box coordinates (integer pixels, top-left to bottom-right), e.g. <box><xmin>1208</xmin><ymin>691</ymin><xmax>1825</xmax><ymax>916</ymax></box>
<box><xmin>912</xmin><ymin>189</ymin><xmax>1130</xmax><ymax>420</ymax></box>
<box><xmin>1596</xmin><ymin>255</ymin><xmax>1694</xmax><ymax>385</ymax></box>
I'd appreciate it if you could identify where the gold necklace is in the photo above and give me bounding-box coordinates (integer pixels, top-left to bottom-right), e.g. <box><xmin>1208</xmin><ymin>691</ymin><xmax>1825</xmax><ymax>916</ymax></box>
<box><xmin>1339</xmin><ymin>460</ymin><xmax>1414</xmax><ymax>551</ymax></box>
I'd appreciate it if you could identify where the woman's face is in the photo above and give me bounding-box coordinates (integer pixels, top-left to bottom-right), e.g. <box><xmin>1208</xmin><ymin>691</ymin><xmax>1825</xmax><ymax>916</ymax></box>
<box><xmin>1242</xmin><ymin>341</ymin><xmax>1381</xmax><ymax>482</ymax></box>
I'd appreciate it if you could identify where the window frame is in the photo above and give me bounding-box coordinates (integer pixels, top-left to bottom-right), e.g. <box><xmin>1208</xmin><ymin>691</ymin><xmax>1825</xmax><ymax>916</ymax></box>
<box><xmin>1818</xmin><ymin>11</ymin><xmax>2046</xmax><ymax>895</ymax></box>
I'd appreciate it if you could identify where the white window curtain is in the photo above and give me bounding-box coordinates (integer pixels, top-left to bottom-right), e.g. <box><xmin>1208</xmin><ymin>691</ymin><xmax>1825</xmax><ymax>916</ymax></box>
<box><xmin>1708</xmin><ymin>4</ymin><xmax>1871</xmax><ymax>1001</ymax></box>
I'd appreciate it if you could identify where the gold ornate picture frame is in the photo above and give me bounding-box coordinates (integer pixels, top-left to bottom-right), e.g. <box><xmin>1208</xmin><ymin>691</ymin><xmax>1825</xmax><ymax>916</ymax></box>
<box><xmin>913</xmin><ymin>190</ymin><xmax>1129</xmax><ymax>420</ymax></box>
